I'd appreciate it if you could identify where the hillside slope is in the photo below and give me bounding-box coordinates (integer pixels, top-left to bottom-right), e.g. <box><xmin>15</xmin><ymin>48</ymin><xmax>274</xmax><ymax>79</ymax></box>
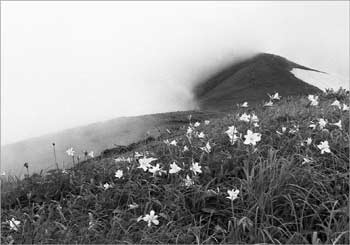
<box><xmin>1</xmin><ymin>91</ymin><xmax>349</xmax><ymax>244</ymax></box>
<box><xmin>1</xmin><ymin>111</ymin><xmax>222</xmax><ymax>175</ymax></box>
<box><xmin>194</xmin><ymin>53</ymin><xmax>323</xmax><ymax>111</ymax></box>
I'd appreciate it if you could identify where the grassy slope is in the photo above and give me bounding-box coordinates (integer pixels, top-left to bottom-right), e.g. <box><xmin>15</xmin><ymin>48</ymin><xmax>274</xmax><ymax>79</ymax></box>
<box><xmin>1</xmin><ymin>111</ymin><xmax>222</xmax><ymax>176</ymax></box>
<box><xmin>1</xmin><ymin>91</ymin><xmax>349</xmax><ymax>244</ymax></box>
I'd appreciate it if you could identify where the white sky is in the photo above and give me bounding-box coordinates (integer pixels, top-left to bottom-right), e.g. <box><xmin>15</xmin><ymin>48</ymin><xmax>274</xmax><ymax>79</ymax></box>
<box><xmin>1</xmin><ymin>1</ymin><xmax>349</xmax><ymax>145</ymax></box>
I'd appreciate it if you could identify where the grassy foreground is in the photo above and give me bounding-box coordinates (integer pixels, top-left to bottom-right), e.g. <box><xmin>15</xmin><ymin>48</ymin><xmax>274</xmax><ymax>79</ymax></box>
<box><xmin>1</xmin><ymin>90</ymin><xmax>349</xmax><ymax>244</ymax></box>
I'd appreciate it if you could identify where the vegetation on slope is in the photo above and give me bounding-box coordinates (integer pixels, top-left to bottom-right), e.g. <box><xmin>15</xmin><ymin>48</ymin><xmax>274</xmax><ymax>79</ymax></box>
<box><xmin>1</xmin><ymin>110</ymin><xmax>222</xmax><ymax>176</ymax></box>
<box><xmin>1</xmin><ymin>90</ymin><xmax>349</xmax><ymax>244</ymax></box>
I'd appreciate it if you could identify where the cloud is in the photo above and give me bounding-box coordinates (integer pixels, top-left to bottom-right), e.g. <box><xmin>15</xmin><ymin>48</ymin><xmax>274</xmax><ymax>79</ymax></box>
<box><xmin>1</xmin><ymin>1</ymin><xmax>348</xmax><ymax>144</ymax></box>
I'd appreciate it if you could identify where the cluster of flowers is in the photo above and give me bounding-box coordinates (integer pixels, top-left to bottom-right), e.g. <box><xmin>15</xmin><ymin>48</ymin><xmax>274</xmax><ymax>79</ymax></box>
<box><xmin>225</xmin><ymin>125</ymin><xmax>261</xmax><ymax>146</ymax></box>
<box><xmin>6</xmin><ymin>218</ymin><xmax>21</xmax><ymax>232</ymax></box>
<box><xmin>308</xmin><ymin>96</ymin><xmax>349</xmax><ymax>111</ymax></box>
<box><xmin>6</xmin><ymin>93</ymin><xmax>343</xmax><ymax>232</ymax></box>
<box><xmin>135</xmin><ymin>187</ymin><xmax>240</xmax><ymax>227</ymax></box>
<box><xmin>240</xmin><ymin>92</ymin><xmax>281</xmax><ymax>109</ymax></box>
<box><xmin>238</xmin><ymin>92</ymin><xmax>281</xmax><ymax>109</ymax></box>
<box><xmin>66</xmin><ymin>147</ymin><xmax>94</xmax><ymax>158</ymax></box>
<box><xmin>103</xmin><ymin>118</ymin><xmax>244</xmax><ymax>227</ymax></box>
<box><xmin>92</xmin><ymin>93</ymin><xmax>347</xmax><ymax>228</ymax></box>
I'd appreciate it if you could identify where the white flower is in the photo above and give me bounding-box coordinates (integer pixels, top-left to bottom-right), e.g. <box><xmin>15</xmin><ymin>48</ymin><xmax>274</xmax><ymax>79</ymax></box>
<box><xmin>276</xmin><ymin>126</ymin><xmax>287</xmax><ymax>135</ymax></box>
<box><xmin>103</xmin><ymin>183</ymin><xmax>112</xmax><ymax>190</ymax></box>
<box><xmin>239</xmin><ymin>113</ymin><xmax>251</xmax><ymax>122</ymax></box>
<box><xmin>289</xmin><ymin>125</ymin><xmax>299</xmax><ymax>134</ymax></box>
<box><xmin>206</xmin><ymin>187</ymin><xmax>220</xmax><ymax>195</ymax></box>
<box><xmin>268</xmin><ymin>92</ymin><xmax>281</xmax><ymax>100</ymax></box>
<box><xmin>183</xmin><ymin>145</ymin><xmax>189</xmax><ymax>152</ymax></box>
<box><xmin>225</xmin><ymin>126</ymin><xmax>239</xmax><ymax>144</ymax></box>
<box><xmin>251</xmin><ymin>113</ymin><xmax>259</xmax><ymax>123</ymax></box>
<box><xmin>226</xmin><ymin>125</ymin><xmax>238</xmax><ymax>136</ymax></box>
<box><xmin>200</xmin><ymin>141</ymin><xmax>211</xmax><ymax>153</ymax></box>
<box><xmin>264</xmin><ymin>100</ymin><xmax>273</xmax><ymax>107</ymax></box>
<box><xmin>138</xmin><ymin>157</ymin><xmax>157</xmax><ymax>171</ymax></box>
<box><xmin>194</xmin><ymin>122</ymin><xmax>201</xmax><ymax>127</ymax></box>
<box><xmin>190</xmin><ymin>162</ymin><xmax>202</xmax><ymax>175</ymax></box>
<box><xmin>302</xmin><ymin>157</ymin><xmax>313</xmax><ymax>165</ymax></box>
<box><xmin>142</xmin><ymin>210</ymin><xmax>159</xmax><ymax>227</ymax></box>
<box><xmin>66</xmin><ymin>147</ymin><xmax>75</xmax><ymax>156</ymax></box>
<box><xmin>149</xmin><ymin>164</ymin><xmax>164</xmax><ymax>176</ymax></box>
<box><xmin>184</xmin><ymin>175</ymin><xmax>194</xmax><ymax>187</ymax></box>
<box><xmin>318</xmin><ymin>118</ymin><xmax>327</xmax><ymax>129</ymax></box>
<box><xmin>204</xmin><ymin>120</ymin><xmax>210</xmax><ymax>125</ymax></box>
<box><xmin>226</xmin><ymin>189</ymin><xmax>239</xmax><ymax>201</ymax></box>
<box><xmin>186</xmin><ymin>126</ymin><xmax>194</xmax><ymax>139</ymax></box>
<box><xmin>115</xmin><ymin>170</ymin><xmax>123</xmax><ymax>179</ymax></box>
<box><xmin>164</xmin><ymin>139</ymin><xmax>177</xmax><ymax>146</ymax></box>
<box><xmin>129</xmin><ymin>203</ymin><xmax>139</xmax><ymax>209</ymax></box>
<box><xmin>8</xmin><ymin>218</ymin><xmax>21</xmax><ymax>231</ymax></box>
<box><xmin>240</xmin><ymin>102</ymin><xmax>248</xmax><ymax>108</ymax></box>
<box><xmin>317</xmin><ymin>141</ymin><xmax>331</xmax><ymax>154</ymax></box>
<box><xmin>331</xmin><ymin>120</ymin><xmax>342</xmax><ymax>129</ymax></box>
<box><xmin>306</xmin><ymin>137</ymin><xmax>312</xmax><ymax>146</ymax></box>
<box><xmin>308</xmin><ymin>95</ymin><xmax>319</xmax><ymax>106</ymax></box>
<box><xmin>187</xmin><ymin>126</ymin><xmax>193</xmax><ymax>134</ymax></box>
<box><xmin>128</xmin><ymin>203</ymin><xmax>139</xmax><ymax>209</ymax></box>
<box><xmin>169</xmin><ymin>162</ymin><xmax>182</xmax><ymax>174</ymax></box>
<box><xmin>244</xmin><ymin>130</ymin><xmax>261</xmax><ymax>146</ymax></box>
<box><xmin>331</xmin><ymin>99</ymin><xmax>341</xmax><ymax>109</ymax></box>
<box><xmin>198</xmin><ymin>132</ymin><xmax>205</xmax><ymax>139</ymax></box>
<box><xmin>115</xmin><ymin>157</ymin><xmax>132</xmax><ymax>163</ymax></box>
<box><xmin>309</xmin><ymin>123</ymin><xmax>317</xmax><ymax>130</ymax></box>
<box><xmin>88</xmin><ymin>151</ymin><xmax>94</xmax><ymax>158</ymax></box>
<box><xmin>342</xmin><ymin>104</ymin><xmax>349</xmax><ymax>111</ymax></box>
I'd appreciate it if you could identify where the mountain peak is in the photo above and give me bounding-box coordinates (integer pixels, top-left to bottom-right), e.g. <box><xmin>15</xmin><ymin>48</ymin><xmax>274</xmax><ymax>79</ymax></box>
<box><xmin>193</xmin><ymin>53</ymin><xmax>323</xmax><ymax>111</ymax></box>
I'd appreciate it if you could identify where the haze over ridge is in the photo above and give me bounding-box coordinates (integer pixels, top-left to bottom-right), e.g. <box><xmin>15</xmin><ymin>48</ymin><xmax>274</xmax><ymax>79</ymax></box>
<box><xmin>1</xmin><ymin>1</ymin><xmax>349</xmax><ymax>144</ymax></box>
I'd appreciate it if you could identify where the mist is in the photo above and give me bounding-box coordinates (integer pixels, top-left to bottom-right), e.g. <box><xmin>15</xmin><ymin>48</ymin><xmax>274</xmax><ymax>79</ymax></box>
<box><xmin>1</xmin><ymin>1</ymin><xmax>349</xmax><ymax>145</ymax></box>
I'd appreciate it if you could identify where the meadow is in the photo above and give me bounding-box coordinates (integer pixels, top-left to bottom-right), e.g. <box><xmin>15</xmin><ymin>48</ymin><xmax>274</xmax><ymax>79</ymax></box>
<box><xmin>1</xmin><ymin>89</ymin><xmax>349</xmax><ymax>244</ymax></box>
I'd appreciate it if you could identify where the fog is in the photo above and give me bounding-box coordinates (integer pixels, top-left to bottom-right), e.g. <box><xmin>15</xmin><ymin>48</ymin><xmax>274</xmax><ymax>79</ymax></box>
<box><xmin>1</xmin><ymin>1</ymin><xmax>349</xmax><ymax>145</ymax></box>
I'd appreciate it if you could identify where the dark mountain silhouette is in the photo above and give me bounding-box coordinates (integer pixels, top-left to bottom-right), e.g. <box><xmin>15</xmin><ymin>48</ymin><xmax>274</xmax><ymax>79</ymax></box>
<box><xmin>193</xmin><ymin>53</ymin><xmax>323</xmax><ymax>111</ymax></box>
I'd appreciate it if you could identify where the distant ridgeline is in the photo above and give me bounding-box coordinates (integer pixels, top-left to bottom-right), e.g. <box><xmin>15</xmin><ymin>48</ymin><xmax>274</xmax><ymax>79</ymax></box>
<box><xmin>193</xmin><ymin>53</ymin><xmax>325</xmax><ymax>111</ymax></box>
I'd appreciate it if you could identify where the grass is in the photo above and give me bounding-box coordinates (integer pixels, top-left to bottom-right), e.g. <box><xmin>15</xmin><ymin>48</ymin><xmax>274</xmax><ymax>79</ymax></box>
<box><xmin>1</xmin><ymin>89</ymin><xmax>349</xmax><ymax>244</ymax></box>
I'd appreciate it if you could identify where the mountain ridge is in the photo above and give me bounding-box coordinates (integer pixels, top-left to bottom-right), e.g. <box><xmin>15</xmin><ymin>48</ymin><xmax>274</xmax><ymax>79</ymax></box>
<box><xmin>194</xmin><ymin>53</ymin><xmax>323</xmax><ymax>111</ymax></box>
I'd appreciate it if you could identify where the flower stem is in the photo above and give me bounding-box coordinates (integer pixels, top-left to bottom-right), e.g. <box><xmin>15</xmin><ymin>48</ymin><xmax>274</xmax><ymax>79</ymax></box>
<box><xmin>231</xmin><ymin>200</ymin><xmax>235</xmax><ymax>219</ymax></box>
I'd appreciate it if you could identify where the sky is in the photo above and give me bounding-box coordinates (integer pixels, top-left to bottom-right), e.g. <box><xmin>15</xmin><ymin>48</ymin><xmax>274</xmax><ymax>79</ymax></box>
<box><xmin>1</xmin><ymin>1</ymin><xmax>349</xmax><ymax>145</ymax></box>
